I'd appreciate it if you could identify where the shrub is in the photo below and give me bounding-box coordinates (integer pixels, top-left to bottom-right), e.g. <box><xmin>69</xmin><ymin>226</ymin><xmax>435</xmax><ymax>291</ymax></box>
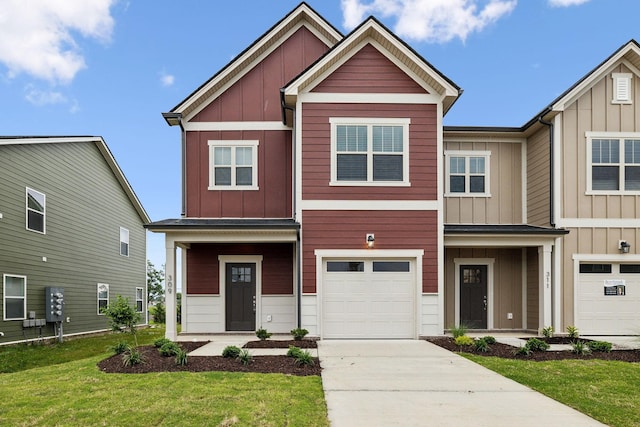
<box><xmin>175</xmin><ymin>348</ymin><xmax>188</xmax><ymax>366</ymax></box>
<box><xmin>541</xmin><ymin>326</ymin><xmax>554</xmax><ymax>338</ymax></box>
<box><xmin>111</xmin><ymin>341</ymin><xmax>129</xmax><ymax>355</ymax></box>
<box><xmin>566</xmin><ymin>325</ymin><xmax>579</xmax><ymax>339</ymax></box>
<box><xmin>482</xmin><ymin>336</ymin><xmax>496</xmax><ymax>345</ymax></box>
<box><xmin>450</xmin><ymin>324</ymin><xmax>467</xmax><ymax>339</ymax></box>
<box><xmin>287</xmin><ymin>346</ymin><xmax>304</xmax><ymax>358</ymax></box>
<box><xmin>236</xmin><ymin>349</ymin><xmax>253</xmax><ymax>365</ymax></box>
<box><xmin>152</xmin><ymin>303</ymin><xmax>166</xmax><ymax>324</ymax></box>
<box><xmin>290</xmin><ymin>328</ymin><xmax>309</xmax><ymax>340</ymax></box>
<box><xmin>153</xmin><ymin>337</ymin><xmax>172</xmax><ymax>348</ymax></box>
<box><xmin>122</xmin><ymin>346</ymin><xmax>144</xmax><ymax>366</ymax></box>
<box><xmin>294</xmin><ymin>350</ymin><xmax>315</xmax><ymax>366</ymax></box>
<box><xmin>222</xmin><ymin>346</ymin><xmax>241</xmax><ymax>358</ymax></box>
<box><xmin>526</xmin><ymin>338</ymin><xmax>550</xmax><ymax>352</ymax></box>
<box><xmin>570</xmin><ymin>340</ymin><xmax>591</xmax><ymax>355</ymax></box>
<box><xmin>474</xmin><ymin>338</ymin><xmax>490</xmax><ymax>352</ymax></box>
<box><xmin>454</xmin><ymin>335</ymin><xmax>474</xmax><ymax>346</ymax></box>
<box><xmin>159</xmin><ymin>342</ymin><xmax>181</xmax><ymax>357</ymax></box>
<box><xmin>587</xmin><ymin>340</ymin><xmax>612</xmax><ymax>353</ymax></box>
<box><xmin>256</xmin><ymin>328</ymin><xmax>272</xmax><ymax>341</ymax></box>
<box><xmin>513</xmin><ymin>345</ymin><xmax>532</xmax><ymax>357</ymax></box>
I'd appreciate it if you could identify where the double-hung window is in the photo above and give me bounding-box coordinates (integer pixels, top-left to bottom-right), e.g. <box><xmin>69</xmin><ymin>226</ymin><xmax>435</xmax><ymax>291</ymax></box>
<box><xmin>330</xmin><ymin>118</ymin><xmax>410</xmax><ymax>185</ymax></box>
<box><xmin>97</xmin><ymin>283</ymin><xmax>109</xmax><ymax>314</ymax></box>
<box><xmin>3</xmin><ymin>274</ymin><xmax>26</xmax><ymax>320</ymax></box>
<box><xmin>208</xmin><ymin>140</ymin><xmax>258</xmax><ymax>190</ymax></box>
<box><xmin>587</xmin><ymin>133</ymin><xmax>640</xmax><ymax>193</ymax></box>
<box><xmin>26</xmin><ymin>187</ymin><xmax>45</xmax><ymax>233</ymax></box>
<box><xmin>136</xmin><ymin>287</ymin><xmax>144</xmax><ymax>313</ymax></box>
<box><xmin>120</xmin><ymin>227</ymin><xmax>129</xmax><ymax>257</ymax></box>
<box><xmin>445</xmin><ymin>151</ymin><xmax>491</xmax><ymax>196</ymax></box>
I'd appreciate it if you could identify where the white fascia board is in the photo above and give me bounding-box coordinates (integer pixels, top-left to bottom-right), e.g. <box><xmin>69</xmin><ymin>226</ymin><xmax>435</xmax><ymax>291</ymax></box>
<box><xmin>0</xmin><ymin>136</ymin><xmax>103</xmax><ymax>146</ymax></box>
<box><xmin>314</xmin><ymin>249</ymin><xmax>424</xmax><ymax>258</ymax></box>
<box><xmin>557</xmin><ymin>218</ymin><xmax>640</xmax><ymax>228</ymax></box>
<box><xmin>301</xmin><ymin>200</ymin><xmax>439</xmax><ymax>210</ymax></box>
<box><xmin>572</xmin><ymin>253</ymin><xmax>640</xmax><ymax>262</ymax></box>
<box><xmin>445</xmin><ymin>235</ymin><xmax>558</xmax><ymax>247</ymax></box>
<box><xmin>183</xmin><ymin>121</ymin><xmax>290</xmax><ymax>131</ymax></box>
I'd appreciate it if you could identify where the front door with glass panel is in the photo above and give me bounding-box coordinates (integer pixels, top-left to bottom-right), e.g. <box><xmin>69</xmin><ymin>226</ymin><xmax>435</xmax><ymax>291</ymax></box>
<box><xmin>460</xmin><ymin>265</ymin><xmax>488</xmax><ymax>329</ymax></box>
<box><xmin>225</xmin><ymin>263</ymin><xmax>256</xmax><ymax>331</ymax></box>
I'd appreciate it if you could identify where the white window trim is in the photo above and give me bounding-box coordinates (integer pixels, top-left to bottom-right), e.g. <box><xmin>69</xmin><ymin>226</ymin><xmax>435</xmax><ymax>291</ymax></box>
<box><xmin>136</xmin><ymin>287</ymin><xmax>144</xmax><ymax>313</ymax></box>
<box><xmin>329</xmin><ymin>117</ymin><xmax>411</xmax><ymax>187</ymax></box>
<box><xmin>444</xmin><ymin>150</ymin><xmax>491</xmax><ymax>197</ymax></box>
<box><xmin>612</xmin><ymin>73</ymin><xmax>632</xmax><ymax>104</ymax></box>
<box><xmin>120</xmin><ymin>227</ymin><xmax>130</xmax><ymax>257</ymax></box>
<box><xmin>26</xmin><ymin>187</ymin><xmax>46</xmax><ymax>234</ymax></box>
<box><xmin>3</xmin><ymin>274</ymin><xmax>27</xmax><ymax>321</ymax></box>
<box><xmin>208</xmin><ymin>140</ymin><xmax>259</xmax><ymax>190</ymax></box>
<box><xmin>97</xmin><ymin>283</ymin><xmax>109</xmax><ymax>315</ymax></box>
<box><xmin>585</xmin><ymin>131</ymin><xmax>640</xmax><ymax>195</ymax></box>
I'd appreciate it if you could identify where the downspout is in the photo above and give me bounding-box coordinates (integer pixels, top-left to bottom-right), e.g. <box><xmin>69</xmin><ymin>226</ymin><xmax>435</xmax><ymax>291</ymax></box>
<box><xmin>281</xmin><ymin>89</ymin><xmax>302</xmax><ymax>328</ymax></box>
<box><xmin>179</xmin><ymin>117</ymin><xmax>186</xmax><ymax>217</ymax></box>
<box><xmin>538</xmin><ymin>113</ymin><xmax>555</xmax><ymax>228</ymax></box>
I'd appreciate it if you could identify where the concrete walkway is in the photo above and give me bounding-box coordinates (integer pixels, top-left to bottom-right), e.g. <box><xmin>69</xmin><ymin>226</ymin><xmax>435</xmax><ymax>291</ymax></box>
<box><xmin>318</xmin><ymin>340</ymin><xmax>605</xmax><ymax>427</ymax></box>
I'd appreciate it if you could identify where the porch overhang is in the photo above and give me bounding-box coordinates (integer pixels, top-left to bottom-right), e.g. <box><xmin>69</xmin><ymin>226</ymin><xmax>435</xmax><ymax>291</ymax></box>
<box><xmin>444</xmin><ymin>224</ymin><xmax>568</xmax><ymax>247</ymax></box>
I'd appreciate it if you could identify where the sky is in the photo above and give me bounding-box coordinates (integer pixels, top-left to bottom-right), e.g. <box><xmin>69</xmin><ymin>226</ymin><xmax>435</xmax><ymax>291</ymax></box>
<box><xmin>1</xmin><ymin>0</ymin><xmax>640</xmax><ymax>271</ymax></box>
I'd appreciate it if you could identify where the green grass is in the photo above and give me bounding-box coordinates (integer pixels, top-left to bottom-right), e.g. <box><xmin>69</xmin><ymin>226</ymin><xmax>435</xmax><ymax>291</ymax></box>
<box><xmin>464</xmin><ymin>355</ymin><xmax>640</xmax><ymax>427</ymax></box>
<box><xmin>0</xmin><ymin>327</ymin><xmax>328</xmax><ymax>426</ymax></box>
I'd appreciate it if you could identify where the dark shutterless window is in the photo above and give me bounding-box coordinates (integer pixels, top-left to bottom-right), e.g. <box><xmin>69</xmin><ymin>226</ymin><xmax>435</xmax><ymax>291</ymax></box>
<box><xmin>620</xmin><ymin>264</ymin><xmax>640</xmax><ymax>273</ymax></box>
<box><xmin>327</xmin><ymin>262</ymin><xmax>365</xmax><ymax>272</ymax></box>
<box><xmin>337</xmin><ymin>154</ymin><xmax>367</xmax><ymax>181</ymax></box>
<box><xmin>373</xmin><ymin>261</ymin><xmax>410</xmax><ymax>272</ymax></box>
<box><xmin>579</xmin><ymin>264</ymin><xmax>612</xmax><ymax>273</ymax></box>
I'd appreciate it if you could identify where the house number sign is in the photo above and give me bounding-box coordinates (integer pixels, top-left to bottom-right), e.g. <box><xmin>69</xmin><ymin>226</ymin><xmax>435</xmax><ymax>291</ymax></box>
<box><xmin>167</xmin><ymin>274</ymin><xmax>173</xmax><ymax>295</ymax></box>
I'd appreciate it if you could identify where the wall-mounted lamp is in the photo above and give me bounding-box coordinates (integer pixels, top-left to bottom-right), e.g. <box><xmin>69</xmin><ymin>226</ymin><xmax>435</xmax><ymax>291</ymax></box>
<box><xmin>619</xmin><ymin>240</ymin><xmax>631</xmax><ymax>254</ymax></box>
<box><xmin>366</xmin><ymin>234</ymin><xmax>375</xmax><ymax>249</ymax></box>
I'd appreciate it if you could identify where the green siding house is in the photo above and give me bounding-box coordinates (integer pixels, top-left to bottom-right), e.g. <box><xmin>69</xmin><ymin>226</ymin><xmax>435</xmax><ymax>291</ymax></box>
<box><xmin>0</xmin><ymin>137</ymin><xmax>150</xmax><ymax>344</ymax></box>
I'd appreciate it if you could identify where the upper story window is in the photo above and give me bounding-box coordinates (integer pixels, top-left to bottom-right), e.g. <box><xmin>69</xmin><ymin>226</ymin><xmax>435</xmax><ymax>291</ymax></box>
<box><xmin>208</xmin><ymin>140</ymin><xmax>259</xmax><ymax>190</ymax></box>
<box><xmin>445</xmin><ymin>151</ymin><xmax>491</xmax><ymax>196</ymax></box>
<box><xmin>3</xmin><ymin>274</ymin><xmax>26</xmax><ymax>320</ymax></box>
<box><xmin>120</xmin><ymin>227</ymin><xmax>129</xmax><ymax>257</ymax></box>
<box><xmin>612</xmin><ymin>73</ymin><xmax>632</xmax><ymax>104</ymax></box>
<box><xmin>330</xmin><ymin>118</ymin><xmax>410</xmax><ymax>186</ymax></box>
<box><xmin>26</xmin><ymin>187</ymin><xmax>45</xmax><ymax>233</ymax></box>
<box><xmin>587</xmin><ymin>133</ymin><xmax>640</xmax><ymax>193</ymax></box>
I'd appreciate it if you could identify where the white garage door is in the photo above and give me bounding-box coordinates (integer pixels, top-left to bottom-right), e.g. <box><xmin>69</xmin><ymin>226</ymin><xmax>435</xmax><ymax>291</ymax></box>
<box><xmin>576</xmin><ymin>263</ymin><xmax>640</xmax><ymax>335</ymax></box>
<box><xmin>322</xmin><ymin>259</ymin><xmax>416</xmax><ymax>339</ymax></box>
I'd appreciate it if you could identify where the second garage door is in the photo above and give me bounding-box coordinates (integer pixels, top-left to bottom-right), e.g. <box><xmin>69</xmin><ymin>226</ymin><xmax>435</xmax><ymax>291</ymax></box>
<box><xmin>322</xmin><ymin>259</ymin><xmax>416</xmax><ymax>338</ymax></box>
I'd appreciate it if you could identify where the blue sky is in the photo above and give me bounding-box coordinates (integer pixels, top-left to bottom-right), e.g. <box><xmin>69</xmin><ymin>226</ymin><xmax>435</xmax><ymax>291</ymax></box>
<box><xmin>1</xmin><ymin>0</ymin><xmax>639</xmax><ymax>270</ymax></box>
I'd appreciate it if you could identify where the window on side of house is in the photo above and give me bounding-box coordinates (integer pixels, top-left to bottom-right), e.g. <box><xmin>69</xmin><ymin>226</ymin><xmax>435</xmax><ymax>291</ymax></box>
<box><xmin>330</xmin><ymin>118</ymin><xmax>410</xmax><ymax>186</ymax></box>
<box><xmin>119</xmin><ymin>227</ymin><xmax>130</xmax><ymax>257</ymax></box>
<box><xmin>26</xmin><ymin>187</ymin><xmax>46</xmax><ymax>233</ymax></box>
<box><xmin>587</xmin><ymin>133</ymin><xmax>640</xmax><ymax>193</ymax></box>
<box><xmin>208</xmin><ymin>140</ymin><xmax>259</xmax><ymax>190</ymax></box>
<box><xmin>136</xmin><ymin>287</ymin><xmax>144</xmax><ymax>313</ymax></box>
<box><xmin>612</xmin><ymin>73</ymin><xmax>632</xmax><ymax>104</ymax></box>
<box><xmin>97</xmin><ymin>283</ymin><xmax>109</xmax><ymax>314</ymax></box>
<box><xmin>445</xmin><ymin>151</ymin><xmax>491</xmax><ymax>196</ymax></box>
<box><xmin>3</xmin><ymin>274</ymin><xmax>26</xmax><ymax>320</ymax></box>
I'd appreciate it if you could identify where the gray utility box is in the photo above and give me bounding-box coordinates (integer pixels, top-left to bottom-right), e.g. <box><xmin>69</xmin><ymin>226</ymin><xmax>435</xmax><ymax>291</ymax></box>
<box><xmin>45</xmin><ymin>287</ymin><xmax>65</xmax><ymax>322</ymax></box>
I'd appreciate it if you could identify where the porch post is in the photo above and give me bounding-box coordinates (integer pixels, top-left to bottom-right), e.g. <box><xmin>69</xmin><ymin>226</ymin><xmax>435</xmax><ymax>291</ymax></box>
<box><xmin>165</xmin><ymin>238</ymin><xmax>177</xmax><ymax>341</ymax></box>
<box><xmin>538</xmin><ymin>244</ymin><xmax>553</xmax><ymax>333</ymax></box>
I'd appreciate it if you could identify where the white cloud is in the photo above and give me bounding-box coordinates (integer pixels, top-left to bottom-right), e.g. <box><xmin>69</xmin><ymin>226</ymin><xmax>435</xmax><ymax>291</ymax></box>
<box><xmin>0</xmin><ymin>0</ymin><xmax>116</xmax><ymax>84</ymax></box>
<box><xmin>548</xmin><ymin>0</ymin><xmax>590</xmax><ymax>6</ymax></box>
<box><xmin>24</xmin><ymin>84</ymin><xmax>80</xmax><ymax>113</ymax></box>
<box><xmin>341</xmin><ymin>0</ymin><xmax>517</xmax><ymax>43</ymax></box>
<box><xmin>160</xmin><ymin>72</ymin><xmax>175</xmax><ymax>87</ymax></box>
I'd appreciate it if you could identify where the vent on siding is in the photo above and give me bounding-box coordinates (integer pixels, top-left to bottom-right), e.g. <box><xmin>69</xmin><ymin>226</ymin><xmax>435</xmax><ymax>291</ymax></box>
<box><xmin>612</xmin><ymin>73</ymin><xmax>632</xmax><ymax>104</ymax></box>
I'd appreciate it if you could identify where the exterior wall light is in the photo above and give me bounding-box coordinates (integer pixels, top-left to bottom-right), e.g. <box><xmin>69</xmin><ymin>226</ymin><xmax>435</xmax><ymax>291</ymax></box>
<box><xmin>619</xmin><ymin>240</ymin><xmax>631</xmax><ymax>253</ymax></box>
<box><xmin>366</xmin><ymin>234</ymin><xmax>375</xmax><ymax>248</ymax></box>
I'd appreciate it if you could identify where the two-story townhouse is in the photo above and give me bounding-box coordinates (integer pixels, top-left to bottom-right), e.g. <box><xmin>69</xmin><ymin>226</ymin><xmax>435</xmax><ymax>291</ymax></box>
<box><xmin>149</xmin><ymin>2</ymin><xmax>640</xmax><ymax>339</ymax></box>
<box><xmin>0</xmin><ymin>136</ymin><xmax>150</xmax><ymax>344</ymax></box>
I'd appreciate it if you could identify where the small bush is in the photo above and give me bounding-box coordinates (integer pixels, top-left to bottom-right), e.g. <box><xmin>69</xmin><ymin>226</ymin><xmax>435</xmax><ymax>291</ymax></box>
<box><xmin>236</xmin><ymin>349</ymin><xmax>253</xmax><ymax>365</ymax></box>
<box><xmin>450</xmin><ymin>324</ymin><xmax>467</xmax><ymax>339</ymax></box>
<box><xmin>159</xmin><ymin>342</ymin><xmax>181</xmax><ymax>357</ymax></box>
<box><xmin>513</xmin><ymin>345</ymin><xmax>532</xmax><ymax>357</ymax></box>
<box><xmin>122</xmin><ymin>346</ymin><xmax>144</xmax><ymax>366</ymax></box>
<box><xmin>152</xmin><ymin>303</ymin><xmax>166</xmax><ymax>324</ymax></box>
<box><xmin>290</xmin><ymin>328</ymin><xmax>309</xmax><ymax>340</ymax></box>
<box><xmin>541</xmin><ymin>326</ymin><xmax>554</xmax><ymax>338</ymax></box>
<box><xmin>294</xmin><ymin>350</ymin><xmax>315</xmax><ymax>366</ymax></box>
<box><xmin>175</xmin><ymin>348</ymin><xmax>188</xmax><ymax>366</ymax></box>
<box><xmin>153</xmin><ymin>338</ymin><xmax>172</xmax><ymax>348</ymax></box>
<box><xmin>474</xmin><ymin>338</ymin><xmax>490</xmax><ymax>352</ymax></box>
<box><xmin>256</xmin><ymin>328</ymin><xmax>272</xmax><ymax>341</ymax></box>
<box><xmin>482</xmin><ymin>336</ymin><xmax>496</xmax><ymax>345</ymax></box>
<box><xmin>587</xmin><ymin>340</ymin><xmax>612</xmax><ymax>353</ymax></box>
<box><xmin>111</xmin><ymin>341</ymin><xmax>129</xmax><ymax>355</ymax></box>
<box><xmin>287</xmin><ymin>346</ymin><xmax>304</xmax><ymax>358</ymax></box>
<box><xmin>222</xmin><ymin>346</ymin><xmax>241</xmax><ymax>358</ymax></box>
<box><xmin>570</xmin><ymin>340</ymin><xmax>591</xmax><ymax>355</ymax></box>
<box><xmin>566</xmin><ymin>325</ymin><xmax>579</xmax><ymax>339</ymax></box>
<box><xmin>526</xmin><ymin>338</ymin><xmax>550</xmax><ymax>352</ymax></box>
<box><xmin>454</xmin><ymin>335</ymin><xmax>474</xmax><ymax>346</ymax></box>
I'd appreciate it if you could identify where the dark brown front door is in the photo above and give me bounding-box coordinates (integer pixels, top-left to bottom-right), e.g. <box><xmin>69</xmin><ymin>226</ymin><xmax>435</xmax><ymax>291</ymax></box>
<box><xmin>460</xmin><ymin>265</ymin><xmax>488</xmax><ymax>329</ymax></box>
<box><xmin>226</xmin><ymin>263</ymin><xmax>256</xmax><ymax>331</ymax></box>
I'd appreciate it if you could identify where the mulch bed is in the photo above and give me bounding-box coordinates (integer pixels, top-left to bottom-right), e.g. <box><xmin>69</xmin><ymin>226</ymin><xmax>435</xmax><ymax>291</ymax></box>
<box><xmin>97</xmin><ymin>341</ymin><xmax>321</xmax><ymax>376</ymax></box>
<box><xmin>425</xmin><ymin>336</ymin><xmax>640</xmax><ymax>362</ymax></box>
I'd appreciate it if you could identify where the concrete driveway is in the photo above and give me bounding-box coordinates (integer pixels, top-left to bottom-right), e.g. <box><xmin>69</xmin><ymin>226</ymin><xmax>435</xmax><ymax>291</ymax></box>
<box><xmin>318</xmin><ymin>340</ymin><xmax>604</xmax><ymax>427</ymax></box>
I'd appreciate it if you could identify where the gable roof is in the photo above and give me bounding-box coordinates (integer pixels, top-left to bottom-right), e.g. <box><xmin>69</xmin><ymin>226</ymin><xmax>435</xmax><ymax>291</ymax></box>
<box><xmin>282</xmin><ymin>16</ymin><xmax>461</xmax><ymax>113</ymax></box>
<box><xmin>163</xmin><ymin>2</ymin><xmax>342</xmax><ymax>125</ymax></box>
<box><xmin>0</xmin><ymin>136</ymin><xmax>150</xmax><ymax>224</ymax></box>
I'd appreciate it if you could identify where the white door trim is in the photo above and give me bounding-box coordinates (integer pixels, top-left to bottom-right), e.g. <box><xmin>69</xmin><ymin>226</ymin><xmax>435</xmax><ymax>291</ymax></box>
<box><xmin>218</xmin><ymin>255</ymin><xmax>263</xmax><ymax>331</ymax></box>
<box><xmin>454</xmin><ymin>258</ymin><xmax>495</xmax><ymax>329</ymax></box>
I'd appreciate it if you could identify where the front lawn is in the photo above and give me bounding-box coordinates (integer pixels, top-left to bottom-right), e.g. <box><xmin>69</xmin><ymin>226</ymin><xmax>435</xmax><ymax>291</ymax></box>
<box><xmin>464</xmin><ymin>355</ymin><xmax>640</xmax><ymax>427</ymax></box>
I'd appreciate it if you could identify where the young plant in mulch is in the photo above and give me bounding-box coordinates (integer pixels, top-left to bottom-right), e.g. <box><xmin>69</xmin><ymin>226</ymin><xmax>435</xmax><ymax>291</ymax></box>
<box><xmin>153</xmin><ymin>338</ymin><xmax>172</xmax><ymax>348</ymax></box>
<box><xmin>474</xmin><ymin>337</ymin><xmax>491</xmax><ymax>353</ymax></box>
<box><xmin>287</xmin><ymin>346</ymin><xmax>304</xmax><ymax>358</ymax></box>
<box><xmin>102</xmin><ymin>295</ymin><xmax>144</xmax><ymax>366</ymax></box>
<box><xmin>110</xmin><ymin>341</ymin><xmax>129</xmax><ymax>355</ymax></box>
<box><xmin>454</xmin><ymin>335</ymin><xmax>474</xmax><ymax>346</ymax></box>
<box><xmin>587</xmin><ymin>341</ymin><xmax>612</xmax><ymax>353</ymax></box>
<box><xmin>236</xmin><ymin>349</ymin><xmax>253</xmax><ymax>365</ymax></box>
<box><xmin>566</xmin><ymin>325</ymin><xmax>580</xmax><ymax>339</ymax></box>
<box><xmin>450</xmin><ymin>324</ymin><xmax>468</xmax><ymax>339</ymax></box>
<box><xmin>256</xmin><ymin>328</ymin><xmax>272</xmax><ymax>341</ymax></box>
<box><xmin>482</xmin><ymin>336</ymin><xmax>496</xmax><ymax>344</ymax></box>
<box><xmin>570</xmin><ymin>340</ymin><xmax>592</xmax><ymax>355</ymax></box>
<box><xmin>541</xmin><ymin>326</ymin><xmax>554</xmax><ymax>338</ymax></box>
<box><xmin>293</xmin><ymin>350</ymin><xmax>315</xmax><ymax>367</ymax></box>
<box><xmin>222</xmin><ymin>345</ymin><xmax>242</xmax><ymax>358</ymax></box>
<box><xmin>158</xmin><ymin>342</ymin><xmax>181</xmax><ymax>357</ymax></box>
<box><xmin>526</xmin><ymin>338</ymin><xmax>550</xmax><ymax>352</ymax></box>
<box><xmin>175</xmin><ymin>348</ymin><xmax>188</xmax><ymax>366</ymax></box>
<box><xmin>290</xmin><ymin>328</ymin><xmax>309</xmax><ymax>341</ymax></box>
<box><xmin>122</xmin><ymin>345</ymin><xmax>144</xmax><ymax>367</ymax></box>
